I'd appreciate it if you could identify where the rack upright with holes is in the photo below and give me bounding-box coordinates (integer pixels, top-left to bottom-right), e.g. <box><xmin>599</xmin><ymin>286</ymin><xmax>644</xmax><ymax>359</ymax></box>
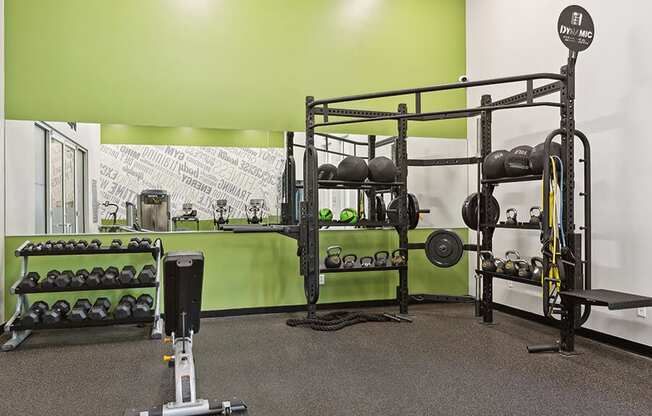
<box><xmin>2</xmin><ymin>239</ymin><xmax>164</xmax><ymax>351</ymax></box>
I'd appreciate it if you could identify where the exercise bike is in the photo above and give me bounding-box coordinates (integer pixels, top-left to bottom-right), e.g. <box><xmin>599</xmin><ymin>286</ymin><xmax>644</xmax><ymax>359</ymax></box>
<box><xmin>245</xmin><ymin>199</ymin><xmax>266</xmax><ymax>225</ymax></box>
<box><xmin>125</xmin><ymin>252</ymin><xmax>247</xmax><ymax>415</ymax></box>
<box><xmin>212</xmin><ymin>199</ymin><xmax>232</xmax><ymax>229</ymax></box>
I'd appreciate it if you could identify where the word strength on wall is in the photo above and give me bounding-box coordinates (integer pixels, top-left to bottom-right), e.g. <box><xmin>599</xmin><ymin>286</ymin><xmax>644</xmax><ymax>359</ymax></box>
<box><xmin>99</xmin><ymin>144</ymin><xmax>286</xmax><ymax>221</ymax></box>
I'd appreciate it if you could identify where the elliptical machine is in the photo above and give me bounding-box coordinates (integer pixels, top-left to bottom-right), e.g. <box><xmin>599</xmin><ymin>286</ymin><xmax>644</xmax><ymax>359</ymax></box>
<box><xmin>212</xmin><ymin>199</ymin><xmax>232</xmax><ymax>229</ymax></box>
<box><xmin>125</xmin><ymin>252</ymin><xmax>247</xmax><ymax>416</ymax></box>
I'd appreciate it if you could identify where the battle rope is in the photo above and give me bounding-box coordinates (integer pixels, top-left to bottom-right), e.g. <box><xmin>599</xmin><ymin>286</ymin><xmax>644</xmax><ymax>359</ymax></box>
<box><xmin>286</xmin><ymin>311</ymin><xmax>411</xmax><ymax>331</ymax></box>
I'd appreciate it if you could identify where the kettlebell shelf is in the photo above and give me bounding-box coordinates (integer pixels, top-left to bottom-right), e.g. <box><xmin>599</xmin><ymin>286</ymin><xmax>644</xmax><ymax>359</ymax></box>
<box><xmin>486</xmin><ymin>222</ymin><xmax>541</xmax><ymax>230</ymax></box>
<box><xmin>475</xmin><ymin>270</ymin><xmax>541</xmax><ymax>288</ymax></box>
<box><xmin>321</xmin><ymin>265</ymin><xmax>407</xmax><ymax>274</ymax></box>
<box><xmin>481</xmin><ymin>174</ymin><xmax>542</xmax><ymax>185</ymax></box>
<box><xmin>2</xmin><ymin>239</ymin><xmax>164</xmax><ymax>351</ymax></box>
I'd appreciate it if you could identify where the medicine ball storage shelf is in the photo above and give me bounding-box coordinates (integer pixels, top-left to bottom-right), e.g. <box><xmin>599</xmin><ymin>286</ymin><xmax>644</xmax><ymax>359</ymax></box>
<box><xmin>2</xmin><ymin>239</ymin><xmax>164</xmax><ymax>351</ymax></box>
<box><xmin>9</xmin><ymin>312</ymin><xmax>155</xmax><ymax>332</ymax></box>
<box><xmin>480</xmin><ymin>174</ymin><xmax>542</xmax><ymax>185</ymax></box>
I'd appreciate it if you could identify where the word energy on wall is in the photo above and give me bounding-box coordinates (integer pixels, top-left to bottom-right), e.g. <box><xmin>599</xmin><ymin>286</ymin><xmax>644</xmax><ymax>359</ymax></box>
<box><xmin>99</xmin><ymin>144</ymin><xmax>286</xmax><ymax>221</ymax></box>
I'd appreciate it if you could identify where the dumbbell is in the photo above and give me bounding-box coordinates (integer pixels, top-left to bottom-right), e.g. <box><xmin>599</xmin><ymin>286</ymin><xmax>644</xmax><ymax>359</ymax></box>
<box><xmin>114</xmin><ymin>295</ymin><xmax>137</xmax><ymax>320</ymax></box>
<box><xmin>86</xmin><ymin>267</ymin><xmax>104</xmax><ymax>287</ymax></box>
<box><xmin>55</xmin><ymin>270</ymin><xmax>75</xmax><ymax>288</ymax></box>
<box><xmin>139</xmin><ymin>238</ymin><xmax>153</xmax><ymax>249</ymax></box>
<box><xmin>23</xmin><ymin>243</ymin><xmax>36</xmax><ymax>253</ymax></box>
<box><xmin>69</xmin><ymin>299</ymin><xmax>93</xmax><ymax>321</ymax></box>
<box><xmin>138</xmin><ymin>265</ymin><xmax>157</xmax><ymax>284</ymax></box>
<box><xmin>75</xmin><ymin>240</ymin><xmax>88</xmax><ymax>250</ymax></box>
<box><xmin>70</xmin><ymin>269</ymin><xmax>89</xmax><ymax>288</ymax></box>
<box><xmin>101</xmin><ymin>266</ymin><xmax>120</xmax><ymax>286</ymax></box>
<box><xmin>88</xmin><ymin>239</ymin><xmax>102</xmax><ymax>250</ymax></box>
<box><xmin>42</xmin><ymin>240</ymin><xmax>54</xmax><ymax>252</ymax></box>
<box><xmin>127</xmin><ymin>237</ymin><xmax>141</xmax><ymax>250</ymax></box>
<box><xmin>18</xmin><ymin>272</ymin><xmax>41</xmax><ymax>291</ymax></box>
<box><xmin>64</xmin><ymin>239</ymin><xmax>77</xmax><ymax>251</ymax></box>
<box><xmin>32</xmin><ymin>243</ymin><xmax>44</xmax><ymax>252</ymax></box>
<box><xmin>20</xmin><ymin>301</ymin><xmax>49</xmax><ymax>327</ymax></box>
<box><xmin>133</xmin><ymin>294</ymin><xmax>154</xmax><ymax>318</ymax></box>
<box><xmin>118</xmin><ymin>265</ymin><xmax>137</xmax><ymax>285</ymax></box>
<box><xmin>53</xmin><ymin>240</ymin><xmax>66</xmax><ymax>251</ymax></box>
<box><xmin>43</xmin><ymin>300</ymin><xmax>71</xmax><ymax>324</ymax></box>
<box><xmin>41</xmin><ymin>270</ymin><xmax>60</xmax><ymax>289</ymax></box>
<box><xmin>110</xmin><ymin>239</ymin><xmax>123</xmax><ymax>249</ymax></box>
<box><xmin>88</xmin><ymin>298</ymin><xmax>112</xmax><ymax>320</ymax></box>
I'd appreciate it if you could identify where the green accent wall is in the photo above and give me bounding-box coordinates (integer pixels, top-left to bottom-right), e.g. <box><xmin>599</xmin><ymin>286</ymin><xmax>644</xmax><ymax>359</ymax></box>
<box><xmin>101</xmin><ymin>125</ymin><xmax>284</xmax><ymax>148</ymax></box>
<box><xmin>4</xmin><ymin>229</ymin><xmax>468</xmax><ymax>318</ymax></box>
<box><xmin>5</xmin><ymin>0</ymin><xmax>467</xmax><ymax>138</ymax></box>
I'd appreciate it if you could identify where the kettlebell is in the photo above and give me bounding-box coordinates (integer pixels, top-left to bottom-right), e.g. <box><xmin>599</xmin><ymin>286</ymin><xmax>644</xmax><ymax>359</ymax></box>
<box><xmin>531</xmin><ymin>257</ymin><xmax>544</xmax><ymax>281</ymax></box>
<box><xmin>505</xmin><ymin>208</ymin><xmax>518</xmax><ymax>225</ymax></box>
<box><xmin>343</xmin><ymin>254</ymin><xmax>357</xmax><ymax>268</ymax></box>
<box><xmin>515</xmin><ymin>260</ymin><xmax>532</xmax><ymax>279</ymax></box>
<box><xmin>360</xmin><ymin>256</ymin><xmax>374</xmax><ymax>267</ymax></box>
<box><xmin>494</xmin><ymin>258</ymin><xmax>506</xmax><ymax>274</ymax></box>
<box><xmin>480</xmin><ymin>251</ymin><xmax>496</xmax><ymax>272</ymax></box>
<box><xmin>529</xmin><ymin>206</ymin><xmax>542</xmax><ymax>224</ymax></box>
<box><xmin>391</xmin><ymin>249</ymin><xmax>407</xmax><ymax>266</ymax></box>
<box><xmin>374</xmin><ymin>250</ymin><xmax>390</xmax><ymax>267</ymax></box>
<box><xmin>503</xmin><ymin>250</ymin><xmax>521</xmax><ymax>276</ymax></box>
<box><xmin>324</xmin><ymin>246</ymin><xmax>342</xmax><ymax>269</ymax></box>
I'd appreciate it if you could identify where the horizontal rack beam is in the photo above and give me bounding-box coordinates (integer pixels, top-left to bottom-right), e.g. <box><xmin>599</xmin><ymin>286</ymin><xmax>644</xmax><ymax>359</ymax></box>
<box><xmin>296</xmin><ymin>179</ymin><xmax>403</xmax><ymax>190</ymax></box>
<box><xmin>408</xmin><ymin>157</ymin><xmax>480</xmax><ymax>167</ymax></box>
<box><xmin>10</xmin><ymin>313</ymin><xmax>155</xmax><ymax>332</ymax></box>
<box><xmin>319</xmin><ymin>220</ymin><xmax>399</xmax><ymax>228</ymax></box>
<box><xmin>13</xmin><ymin>282</ymin><xmax>157</xmax><ymax>295</ymax></box>
<box><xmin>490</xmin><ymin>81</ymin><xmax>562</xmax><ymax>107</ymax></box>
<box><xmin>310</xmin><ymin>73</ymin><xmax>566</xmax><ymax>106</ymax></box>
<box><xmin>321</xmin><ymin>265</ymin><xmax>407</xmax><ymax>274</ymax></box>
<box><xmin>476</xmin><ymin>270</ymin><xmax>542</xmax><ymax>287</ymax></box>
<box><xmin>16</xmin><ymin>247</ymin><xmax>160</xmax><ymax>257</ymax></box>
<box><xmin>487</xmin><ymin>222</ymin><xmax>541</xmax><ymax>230</ymax></box>
<box><xmin>294</xmin><ymin>143</ymin><xmax>368</xmax><ymax>160</ymax></box>
<box><xmin>481</xmin><ymin>174</ymin><xmax>542</xmax><ymax>184</ymax></box>
<box><xmin>314</xmin><ymin>132</ymin><xmax>369</xmax><ymax>146</ymax></box>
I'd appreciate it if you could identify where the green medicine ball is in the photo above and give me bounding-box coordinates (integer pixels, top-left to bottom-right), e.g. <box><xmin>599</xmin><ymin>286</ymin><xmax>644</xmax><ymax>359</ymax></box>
<box><xmin>319</xmin><ymin>208</ymin><xmax>333</xmax><ymax>221</ymax></box>
<box><xmin>339</xmin><ymin>208</ymin><xmax>358</xmax><ymax>224</ymax></box>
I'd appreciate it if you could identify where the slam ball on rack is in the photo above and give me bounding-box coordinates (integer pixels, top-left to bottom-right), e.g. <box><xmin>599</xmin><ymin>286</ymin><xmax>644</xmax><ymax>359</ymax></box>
<box><xmin>504</xmin><ymin>145</ymin><xmax>533</xmax><ymax>177</ymax></box>
<box><xmin>368</xmin><ymin>156</ymin><xmax>397</xmax><ymax>183</ymax></box>
<box><xmin>317</xmin><ymin>163</ymin><xmax>338</xmax><ymax>180</ymax></box>
<box><xmin>337</xmin><ymin>156</ymin><xmax>368</xmax><ymax>182</ymax></box>
<box><xmin>482</xmin><ymin>150</ymin><xmax>509</xmax><ymax>179</ymax></box>
<box><xmin>529</xmin><ymin>142</ymin><xmax>562</xmax><ymax>174</ymax></box>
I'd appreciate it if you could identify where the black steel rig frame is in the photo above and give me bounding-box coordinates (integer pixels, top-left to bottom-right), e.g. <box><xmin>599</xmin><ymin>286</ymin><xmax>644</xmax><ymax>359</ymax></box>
<box><xmin>295</xmin><ymin>46</ymin><xmax>652</xmax><ymax>351</ymax></box>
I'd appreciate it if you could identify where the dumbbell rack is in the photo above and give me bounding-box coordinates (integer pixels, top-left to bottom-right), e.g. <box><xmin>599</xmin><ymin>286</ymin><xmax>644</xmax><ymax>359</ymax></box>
<box><xmin>2</xmin><ymin>239</ymin><xmax>164</xmax><ymax>351</ymax></box>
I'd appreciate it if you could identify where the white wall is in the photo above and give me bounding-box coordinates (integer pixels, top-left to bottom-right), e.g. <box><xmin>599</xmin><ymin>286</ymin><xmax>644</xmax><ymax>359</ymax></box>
<box><xmin>292</xmin><ymin>132</ymin><xmax>467</xmax><ymax>228</ymax></box>
<box><xmin>4</xmin><ymin>120</ymin><xmax>101</xmax><ymax>235</ymax></box>
<box><xmin>467</xmin><ymin>0</ymin><xmax>652</xmax><ymax>345</ymax></box>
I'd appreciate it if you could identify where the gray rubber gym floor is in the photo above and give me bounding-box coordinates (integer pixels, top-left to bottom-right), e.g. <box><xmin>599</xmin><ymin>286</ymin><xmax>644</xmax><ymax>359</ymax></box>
<box><xmin>1</xmin><ymin>303</ymin><xmax>651</xmax><ymax>416</ymax></box>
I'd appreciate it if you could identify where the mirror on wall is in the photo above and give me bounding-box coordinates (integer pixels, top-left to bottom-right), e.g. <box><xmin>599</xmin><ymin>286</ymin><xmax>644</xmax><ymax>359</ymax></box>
<box><xmin>4</xmin><ymin>120</ymin><xmax>469</xmax><ymax>236</ymax></box>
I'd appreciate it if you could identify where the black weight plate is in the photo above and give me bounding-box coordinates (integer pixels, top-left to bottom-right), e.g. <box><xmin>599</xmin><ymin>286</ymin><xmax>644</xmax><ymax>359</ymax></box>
<box><xmin>387</xmin><ymin>194</ymin><xmax>420</xmax><ymax>229</ymax></box>
<box><xmin>425</xmin><ymin>229</ymin><xmax>463</xmax><ymax>268</ymax></box>
<box><xmin>461</xmin><ymin>193</ymin><xmax>500</xmax><ymax>231</ymax></box>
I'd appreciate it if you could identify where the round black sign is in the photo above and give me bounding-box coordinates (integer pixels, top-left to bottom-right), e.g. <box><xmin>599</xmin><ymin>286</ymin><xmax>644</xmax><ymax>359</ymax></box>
<box><xmin>557</xmin><ymin>5</ymin><xmax>594</xmax><ymax>52</ymax></box>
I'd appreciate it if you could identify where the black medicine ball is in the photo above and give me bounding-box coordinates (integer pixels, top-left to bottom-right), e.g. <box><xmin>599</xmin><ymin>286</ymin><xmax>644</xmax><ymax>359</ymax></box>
<box><xmin>337</xmin><ymin>156</ymin><xmax>369</xmax><ymax>182</ymax></box>
<box><xmin>367</xmin><ymin>156</ymin><xmax>397</xmax><ymax>183</ymax></box>
<box><xmin>504</xmin><ymin>145</ymin><xmax>533</xmax><ymax>177</ymax></box>
<box><xmin>529</xmin><ymin>142</ymin><xmax>562</xmax><ymax>174</ymax></box>
<box><xmin>482</xmin><ymin>150</ymin><xmax>509</xmax><ymax>179</ymax></box>
<box><xmin>318</xmin><ymin>163</ymin><xmax>338</xmax><ymax>180</ymax></box>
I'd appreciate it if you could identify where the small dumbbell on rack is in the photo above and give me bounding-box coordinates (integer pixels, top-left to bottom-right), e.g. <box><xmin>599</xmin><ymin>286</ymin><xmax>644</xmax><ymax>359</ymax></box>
<box><xmin>70</xmin><ymin>269</ymin><xmax>89</xmax><ymax>288</ymax></box>
<box><xmin>18</xmin><ymin>272</ymin><xmax>40</xmax><ymax>291</ymax></box>
<box><xmin>86</xmin><ymin>267</ymin><xmax>104</xmax><ymax>287</ymax></box>
<box><xmin>114</xmin><ymin>295</ymin><xmax>137</xmax><ymax>319</ymax></box>
<box><xmin>69</xmin><ymin>299</ymin><xmax>93</xmax><ymax>321</ymax></box>
<box><xmin>138</xmin><ymin>265</ymin><xmax>156</xmax><ymax>284</ymax></box>
<box><xmin>55</xmin><ymin>270</ymin><xmax>75</xmax><ymax>288</ymax></box>
<box><xmin>118</xmin><ymin>265</ymin><xmax>138</xmax><ymax>285</ymax></box>
<box><xmin>19</xmin><ymin>301</ymin><xmax>49</xmax><ymax>327</ymax></box>
<box><xmin>88</xmin><ymin>239</ymin><xmax>102</xmax><ymax>250</ymax></box>
<box><xmin>88</xmin><ymin>298</ymin><xmax>112</xmax><ymax>320</ymax></box>
<box><xmin>133</xmin><ymin>294</ymin><xmax>154</xmax><ymax>318</ymax></box>
<box><xmin>41</xmin><ymin>270</ymin><xmax>60</xmax><ymax>289</ymax></box>
<box><xmin>43</xmin><ymin>300</ymin><xmax>71</xmax><ymax>324</ymax></box>
<box><xmin>101</xmin><ymin>267</ymin><xmax>120</xmax><ymax>286</ymax></box>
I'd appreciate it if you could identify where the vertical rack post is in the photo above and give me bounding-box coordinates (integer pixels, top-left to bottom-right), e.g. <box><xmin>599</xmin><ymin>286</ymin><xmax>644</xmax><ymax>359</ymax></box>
<box><xmin>367</xmin><ymin>135</ymin><xmax>377</xmax><ymax>221</ymax></box>
<box><xmin>304</xmin><ymin>97</ymin><xmax>320</xmax><ymax>318</ymax></box>
<box><xmin>282</xmin><ymin>131</ymin><xmax>297</xmax><ymax>225</ymax></box>
<box><xmin>479</xmin><ymin>94</ymin><xmax>495</xmax><ymax>324</ymax></box>
<box><xmin>559</xmin><ymin>53</ymin><xmax>579</xmax><ymax>353</ymax></box>
<box><xmin>2</xmin><ymin>254</ymin><xmax>32</xmax><ymax>351</ymax></box>
<box><xmin>151</xmin><ymin>240</ymin><xmax>163</xmax><ymax>339</ymax></box>
<box><xmin>396</xmin><ymin>104</ymin><xmax>409</xmax><ymax>314</ymax></box>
